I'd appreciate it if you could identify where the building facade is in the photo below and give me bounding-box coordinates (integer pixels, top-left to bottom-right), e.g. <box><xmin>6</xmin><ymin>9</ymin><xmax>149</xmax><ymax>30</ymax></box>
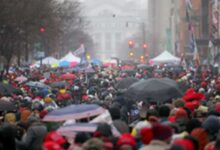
<box><xmin>80</xmin><ymin>0</ymin><xmax>148</xmax><ymax>60</ymax></box>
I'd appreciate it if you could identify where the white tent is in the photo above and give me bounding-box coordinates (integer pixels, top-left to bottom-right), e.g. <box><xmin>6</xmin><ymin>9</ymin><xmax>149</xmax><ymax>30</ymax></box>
<box><xmin>35</xmin><ymin>56</ymin><xmax>59</xmax><ymax>65</ymax></box>
<box><xmin>150</xmin><ymin>51</ymin><xmax>180</xmax><ymax>64</ymax></box>
<box><xmin>59</xmin><ymin>52</ymin><xmax>81</xmax><ymax>63</ymax></box>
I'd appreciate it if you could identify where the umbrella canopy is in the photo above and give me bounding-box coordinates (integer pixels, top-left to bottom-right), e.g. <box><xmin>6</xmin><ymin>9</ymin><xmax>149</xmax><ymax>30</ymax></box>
<box><xmin>90</xmin><ymin>58</ymin><xmax>102</xmax><ymax>65</ymax></box>
<box><xmin>57</xmin><ymin>123</ymin><xmax>120</xmax><ymax>138</ymax></box>
<box><xmin>125</xmin><ymin>78</ymin><xmax>183</xmax><ymax>103</ymax></box>
<box><xmin>116</xmin><ymin>77</ymin><xmax>139</xmax><ymax>90</ymax></box>
<box><xmin>59</xmin><ymin>61</ymin><xmax>70</xmax><ymax>67</ymax></box>
<box><xmin>0</xmin><ymin>100</ymin><xmax>16</xmax><ymax>111</ymax></box>
<box><xmin>43</xmin><ymin>104</ymin><xmax>105</xmax><ymax>122</ymax></box>
<box><xmin>15</xmin><ymin>76</ymin><xmax>28</xmax><ymax>83</ymax></box>
<box><xmin>60</xmin><ymin>73</ymin><xmax>76</xmax><ymax>80</ymax></box>
<box><xmin>26</xmin><ymin>81</ymin><xmax>49</xmax><ymax>88</ymax></box>
<box><xmin>0</xmin><ymin>83</ymin><xmax>16</xmax><ymax>96</ymax></box>
<box><xmin>50</xmin><ymin>81</ymin><xmax>67</xmax><ymax>88</ymax></box>
<box><xmin>137</xmin><ymin>64</ymin><xmax>153</xmax><ymax>70</ymax></box>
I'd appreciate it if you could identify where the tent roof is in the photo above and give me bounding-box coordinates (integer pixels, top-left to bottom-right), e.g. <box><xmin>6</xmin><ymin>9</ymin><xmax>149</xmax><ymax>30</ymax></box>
<box><xmin>59</xmin><ymin>52</ymin><xmax>81</xmax><ymax>63</ymax></box>
<box><xmin>150</xmin><ymin>51</ymin><xmax>180</xmax><ymax>64</ymax></box>
<box><xmin>35</xmin><ymin>56</ymin><xmax>58</xmax><ymax>65</ymax></box>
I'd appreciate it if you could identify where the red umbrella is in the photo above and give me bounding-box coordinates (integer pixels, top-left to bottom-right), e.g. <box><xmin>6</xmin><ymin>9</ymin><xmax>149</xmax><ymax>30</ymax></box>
<box><xmin>60</xmin><ymin>73</ymin><xmax>76</xmax><ymax>80</ymax></box>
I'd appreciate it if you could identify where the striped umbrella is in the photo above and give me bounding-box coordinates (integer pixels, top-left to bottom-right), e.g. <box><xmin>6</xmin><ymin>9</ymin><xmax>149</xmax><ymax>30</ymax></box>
<box><xmin>43</xmin><ymin>104</ymin><xmax>105</xmax><ymax>122</ymax></box>
<box><xmin>57</xmin><ymin>123</ymin><xmax>121</xmax><ymax>138</ymax></box>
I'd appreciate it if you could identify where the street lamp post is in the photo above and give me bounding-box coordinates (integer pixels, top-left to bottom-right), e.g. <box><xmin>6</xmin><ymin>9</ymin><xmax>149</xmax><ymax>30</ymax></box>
<box><xmin>126</xmin><ymin>21</ymin><xmax>147</xmax><ymax>60</ymax></box>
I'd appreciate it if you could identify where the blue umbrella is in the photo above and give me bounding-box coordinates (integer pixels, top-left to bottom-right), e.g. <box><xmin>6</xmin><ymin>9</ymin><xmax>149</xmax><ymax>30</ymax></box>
<box><xmin>59</xmin><ymin>61</ymin><xmax>70</xmax><ymax>67</ymax></box>
<box><xmin>90</xmin><ymin>58</ymin><xmax>102</xmax><ymax>65</ymax></box>
<box><xmin>43</xmin><ymin>104</ymin><xmax>105</xmax><ymax>122</ymax></box>
<box><xmin>57</xmin><ymin>123</ymin><xmax>121</xmax><ymax>138</ymax></box>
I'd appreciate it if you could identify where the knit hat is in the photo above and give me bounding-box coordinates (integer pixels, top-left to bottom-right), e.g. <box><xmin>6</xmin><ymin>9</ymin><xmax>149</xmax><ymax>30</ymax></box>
<box><xmin>140</xmin><ymin>127</ymin><xmax>153</xmax><ymax>144</ymax></box>
<box><xmin>117</xmin><ymin>133</ymin><xmax>136</xmax><ymax>149</ymax></box>
<box><xmin>202</xmin><ymin>115</ymin><xmax>220</xmax><ymax>136</ymax></box>
<box><xmin>4</xmin><ymin>113</ymin><xmax>16</xmax><ymax>125</ymax></box>
<box><xmin>43</xmin><ymin>141</ymin><xmax>64</xmax><ymax>150</ymax></box>
<box><xmin>175</xmin><ymin>108</ymin><xmax>188</xmax><ymax>121</ymax></box>
<box><xmin>82</xmin><ymin>138</ymin><xmax>104</xmax><ymax>150</ymax></box>
<box><xmin>152</xmin><ymin>123</ymin><xmax>172</xmax><ymax>141</ymax></box>
<box><xmin>173</xmin><ymin>139</ymin><xmax>195</xmax><ymax>150</ymax></box>
<box><xmin>174</xmin><ymin>99</ymin><xmax>185</xmax><ymax>108</ymax></box>
<box><xmin>20</xmin><ymin>109</ymin><xmax>31</xmax><ymax>123</ymax></box>
<box><xmin>191</xmin><ymin>128</ymin><xmax>208</xmax><ymax>150</ymax></box>
<box><xmin>44</xmin><ymin>131</ymin><xmax>66</xmax><ymax>145</ymax></box>
<box><xmin>44</xmin><ymin>97</ymin><xmax>53</xmax><ymax>103</ymax></box>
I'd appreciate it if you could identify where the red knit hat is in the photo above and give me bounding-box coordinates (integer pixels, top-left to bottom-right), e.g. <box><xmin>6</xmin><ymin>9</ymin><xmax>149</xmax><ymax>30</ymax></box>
<box><xmin>152</xmin><ymin>123</ymin><xmax>172</xmax><ymax>141</ymax></box>
<box><xmin>174</xmin><ymin>139</ymin><xmax>195</xmax><ymax>150</ymax></box>
<box><xmin>117</xmin><ymin>133</ymin><xmax>136</xmax><ymax>149</ymax></box>
<box><xmin>44</xmin><ymin>131</ymin><xmax>66</xmax><ymax>145</ymax></box>
<box><xmin>191</xmin><ymin>128</ymin><xmax>208</xmax><ymax>150</ymax></box>
<box><xmin>201</xmin><ymin>82</ymin><xmax>208</xmax><ymax>88</ymax></box>
<box><xmin>43</xmin><ymin>141</ymin><xmax>64</xmax><ymax>150</ymax></box>
<box><xmin>140</xmin><ymin>128</ymin><xmax>153</xmax><ymax>144</ymax></box>
<box><xmin>175</xmin><ymin>108</ymin><xmax>188</xmax><ymax>121</ymax></box>
<box><xmin>185</xmin><ymin>102</ymin><xmax>195</xmax><ymax>111</ymax></box>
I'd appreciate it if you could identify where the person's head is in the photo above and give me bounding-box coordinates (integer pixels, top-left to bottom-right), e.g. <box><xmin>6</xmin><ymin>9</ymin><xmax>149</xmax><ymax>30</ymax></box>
<box><xmin>96</xmin><ymin>123</ymin><xmax>113</xmax><ymax>138</ymax></box>
<box><xmin>159</xmin><ymin>105</ymin><xmax>170</xmax><ymax>118</ymax></box>
<box><xmin>191</xmin><ymin>128</ymin><xmax>208</xmax><ymax>150</ymax></box>
<box><xmin>27</xmin><ymin>116</ymin><xmax>39</xmax><ymax>126</ymax></box>
<box><xmin>82</xmin><ymin>138</ymin><xmax>104</xmax><ymax>150</ymax></box>
<box><xmin>117</xmin><ymin>133</ymin><xmax>136</xmax><ymax>150</ymax></box>
<box><xmin>146</xmin><ymin>109</ymin><xmax>159</xmax><ymax>121</ymax></box>
<box><xmin>152</xmin><ymin>123</ymin><xmax>173</xmax><ymax>143</ymax></box>
<box><xmin>186</xmin><ymin>119</ymin><xmax>202</xmax><ymax>133</ymax></box>
<box><xmin>75</xmin><ymin>132</ymin><xmax>91</xmax><ymax>144</ymax></box>
<box><xmin>109</xmin><ymin>107</ymin><xmax>121</xmax><ymax>120</ymax></box>
<box><xmin>202</xmin><ymin>115</ymin><xmax>220</xmax><ymax>140</ymax></box>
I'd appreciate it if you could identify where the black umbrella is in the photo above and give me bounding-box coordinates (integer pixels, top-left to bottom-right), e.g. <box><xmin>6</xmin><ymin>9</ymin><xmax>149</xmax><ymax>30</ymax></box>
<box><xmin>116</xmin><ymin>77</ymin><xmax>139</xmax><ymax>90</ymax></box>
<box><xmin>0</xmin><ymin>83</ymin><xmax>15</xmax><ymax>96</ymax></box>
<box><xmin>137</xmin><ymin>64</ymin><xmax>153</xmax><ymax>70</ymax></box>
<box><xmin>125</xmin><ymin>78</ymin><xmax>183</xmax><ymax>103</ymax></box>
<box><xmin>0</xmin><ymin>100</ymin><xmax>16</xmax><ymax>111</ymax></box>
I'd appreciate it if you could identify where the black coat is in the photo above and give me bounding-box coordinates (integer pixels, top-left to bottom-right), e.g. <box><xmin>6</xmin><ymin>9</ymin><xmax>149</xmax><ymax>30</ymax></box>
<box><xmin>16</xmin><ymin>122</ymin><xmax>47</xmax><ymax>150</ymax></box>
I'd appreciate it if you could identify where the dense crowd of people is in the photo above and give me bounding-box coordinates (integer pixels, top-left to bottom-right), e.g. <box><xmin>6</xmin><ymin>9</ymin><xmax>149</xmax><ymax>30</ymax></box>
<box><xmin>0</xmin><ymin>63</ymin><xmax>219</xmax><ymax>150</ymax></box>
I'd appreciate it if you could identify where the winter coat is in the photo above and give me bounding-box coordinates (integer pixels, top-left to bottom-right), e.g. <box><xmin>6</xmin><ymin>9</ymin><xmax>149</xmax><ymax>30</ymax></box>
<box><xmin>16</xmin><ymin>122</ymin><xmax>47</xmax><ymax>150</ymax></box>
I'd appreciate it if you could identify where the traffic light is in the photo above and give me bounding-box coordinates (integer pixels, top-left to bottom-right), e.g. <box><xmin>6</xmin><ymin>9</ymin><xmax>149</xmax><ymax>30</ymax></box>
<box><xmin>128</xmin><ymin>40</ymin><xmax>134</xmax><ymax>48</ymax></box>
<box><xmin>129</xmin><ymin>51</ymin><xmax>134</xmax><ymax>57</ymax></box>
<box><xmin>143</xmin><ymin>43</ymin><xmax>148</xmax><ymax>49</ymax></box>
<box><xmin>86</xmin><ymin>53</ymin><xmax>91</xmax><ymax>60</ymax></box>
<box><xmin>140</xmin><ymin>55</ymin><xmax>145</xmax><ymax>63</ymax></box>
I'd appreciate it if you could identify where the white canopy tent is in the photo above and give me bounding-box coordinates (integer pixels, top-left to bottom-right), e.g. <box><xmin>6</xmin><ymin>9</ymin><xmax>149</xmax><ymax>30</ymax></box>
<box><xmin>150</xmin><ymin>51</ymin><xmax>181</xmax><ymax>65</ymax></box>
<box><xmin>34</xmin><ymin>56</ymin><xmax>59</xmax><ymax>65</ymax></box>
<box><xmin>59</xmin><ymin>52</ymin><xmax>81</xmax><ymax>63</ymax></box>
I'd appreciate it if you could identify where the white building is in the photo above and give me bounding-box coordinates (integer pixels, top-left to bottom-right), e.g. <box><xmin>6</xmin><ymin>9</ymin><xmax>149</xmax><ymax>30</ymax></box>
<box><xmin>80</xmin><ymin>0</ymin><xmax>148</xmax><ymax>60</ymax></box>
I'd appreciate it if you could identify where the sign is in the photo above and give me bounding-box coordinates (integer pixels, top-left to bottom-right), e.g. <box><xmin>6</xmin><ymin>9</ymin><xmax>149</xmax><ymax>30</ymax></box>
<box><xmin>34</xmin><ymin>51</ymin><xmax>45</xmax><ymax>60</ymax></box>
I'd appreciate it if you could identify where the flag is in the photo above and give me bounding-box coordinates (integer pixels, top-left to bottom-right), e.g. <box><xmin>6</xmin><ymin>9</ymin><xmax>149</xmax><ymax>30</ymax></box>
<box><xmin>193</xmin><ymin>40</ymin><xmax>200</xmax><ymax>66</ymax></box>
<box><xmin>72</xmin><ymin>44</ymin><xmax>85</xmax><ymax>57</ymax></box>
